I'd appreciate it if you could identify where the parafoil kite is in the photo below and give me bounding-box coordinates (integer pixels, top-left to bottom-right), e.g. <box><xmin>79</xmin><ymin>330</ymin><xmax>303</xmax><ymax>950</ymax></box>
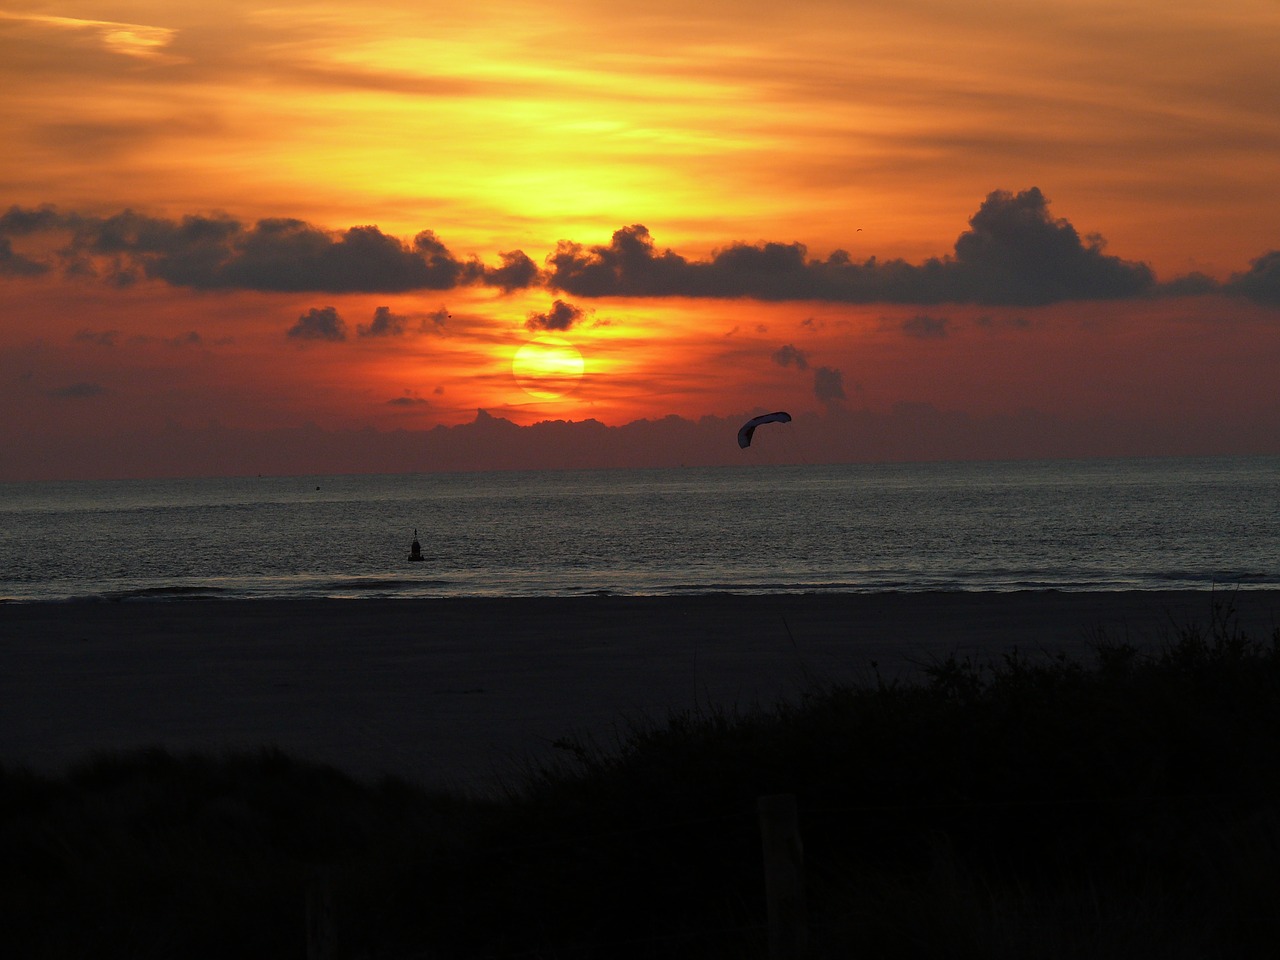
<box><xmin>737</xmin><ymin>411</ymin><xmax>792</xmax><ymax>449</ymax></box>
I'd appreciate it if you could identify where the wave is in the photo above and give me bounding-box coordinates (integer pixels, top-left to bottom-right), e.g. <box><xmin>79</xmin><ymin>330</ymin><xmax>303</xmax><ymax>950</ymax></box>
<box><xmin>1149</xmin><ymin>570</ymin><xmax>1280</xmax><ymax>588</ymax></box>
<box><xmin>99</xmin><ymin>585</ymin><xmax>234</xmax><ymax>602</ymax></box>
<box><xmin>314</xmin><ymin>577</ymin><xmax>453</xmax><ymax>594</ymax></box>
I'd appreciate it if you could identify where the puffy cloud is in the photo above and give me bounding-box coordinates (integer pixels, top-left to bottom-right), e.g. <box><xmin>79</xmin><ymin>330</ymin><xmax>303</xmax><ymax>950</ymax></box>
<box><xmin>947</xmin><ymin>188</ymin><xmax>1154</xmax><ymax>304</ymax></box>
<box><xmin>525</xmin><ymin>299</ymin><xmax>583</xmax><ymax>331</ymax></box>
<box><xmin>0</xmin><ymin>204</ymin><xmax>61</xmax><ymax>234</ymax></box>
<box><xmin>0</xmin><ymin>237</ymin><xmax>48</xmax><ymax>276</ymax></box>
<box><xmin>901</xmin><ymin>315</ymin><xmax>950</xmax><ymax>339</ymax></box>
<box><xmin>1227</xmin><ymin>251</ymin><xmax>1280</xmax><ymax>305</ymax></box>
<box><xmin>3</xmin><ymin>193</ymin><xmax>1272</xmax><ymax>306</ymax></box>
<box><xmin>287</xmin><ymin>306</ymin><xmax>347</xmax><ymax>341</ymax></box>
<box><xmin>406</xmin><ymin>229</ymin><xmax>473</xmax><ymax>289</ymax></box>
<box><xmin>484</xmin><ymin>249</ymin><xmax>541</xmax><ymax>292</ymax></box>
<box><xmin>358</xmin><ymin>306</ymin><xmax>409</xmax><ymax>338</ymax></box>
<box><xmin>814</xmin><ymin>366</ymin><xmax>846</xmax><ymax>403</ymax></box>
<box><xmin>545</xmin><ymin>190</ymin><xmax>1156</xmax><ymax>306</ymax></box>
<box><xmin>0</xmin><ymin>207</ymin><xmax>487</xmax><ymax>293</ymax></box>
<box><xmin>772</xmin><ymin>344</ymin><xmax>810</xmax><ymax>369</ymax></box>
<box><xmin>207</xmin><ymin>221</ymin><xmax>468</xmax><ymax>292</ymax></box>
<box><xmin>545</xmin><ymin>225</ymin><xmax>694</xmax><ymax>297</ymax></box>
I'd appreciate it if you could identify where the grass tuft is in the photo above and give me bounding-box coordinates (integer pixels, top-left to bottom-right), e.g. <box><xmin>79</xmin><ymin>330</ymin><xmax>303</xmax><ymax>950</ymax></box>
<box><xmin>5</xmin><ymin>603</ymin><xmax>1280</xmax><ymax>957</ymax></box>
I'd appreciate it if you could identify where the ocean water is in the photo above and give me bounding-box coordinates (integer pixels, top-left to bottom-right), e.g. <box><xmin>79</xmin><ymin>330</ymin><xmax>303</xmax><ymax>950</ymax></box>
<box><xmin>1</xmin><ymin>456</ymin><xmax>1278</xmax><ymax>603</ymax></box>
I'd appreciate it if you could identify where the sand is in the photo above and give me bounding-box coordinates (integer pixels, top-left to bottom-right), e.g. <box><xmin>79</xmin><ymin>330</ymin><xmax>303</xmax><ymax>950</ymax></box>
<box><xmin>3</xmin><ymin>591</ymin><xmax>1278</xmax><ymax>792</ymax></box>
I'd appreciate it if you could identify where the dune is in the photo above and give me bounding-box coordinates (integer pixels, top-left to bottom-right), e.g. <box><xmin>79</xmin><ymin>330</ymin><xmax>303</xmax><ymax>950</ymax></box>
<box><xmin>2</xmin><ymin>591</ymin><xmax>1277</xmax><ymax>791</ymax></box>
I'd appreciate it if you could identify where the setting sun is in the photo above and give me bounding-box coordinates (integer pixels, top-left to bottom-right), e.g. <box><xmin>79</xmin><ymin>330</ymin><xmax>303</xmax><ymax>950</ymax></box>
<box><xmin>512</xmin><ymin>337</ymin><xmax>586</xmax><ymax>400</ymax></box>
<box><xmin>1</xmin><ymin>0</ymin><xmax>1279</xmax><ymax>480</ymax></box>
<box><xmin>4</xmin><ymin>7</ymin><xmax>1279</xmax><ymax>954</ymax></box>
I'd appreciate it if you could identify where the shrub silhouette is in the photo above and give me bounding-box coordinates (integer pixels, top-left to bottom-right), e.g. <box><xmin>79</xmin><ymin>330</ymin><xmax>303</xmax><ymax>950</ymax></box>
<box><xmin>4</xmin><ymin>603</ymin><xmax>1279</xmax><ymax>958</ymax></box>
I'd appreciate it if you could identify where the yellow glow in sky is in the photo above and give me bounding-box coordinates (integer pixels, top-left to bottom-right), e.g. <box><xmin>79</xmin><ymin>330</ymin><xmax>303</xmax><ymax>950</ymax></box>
<box><xmin>2</xmin><ymin>0</ymin><xmax>1279</xmax><ymax>479</ymax></box>
<box><xmin>512</xmin><ymin>337</ymin><xmax>585</xmax><ymax>399</ymax></box>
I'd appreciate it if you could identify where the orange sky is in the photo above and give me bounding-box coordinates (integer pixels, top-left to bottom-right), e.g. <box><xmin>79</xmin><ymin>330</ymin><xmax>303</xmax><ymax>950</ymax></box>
<box><xmin>3</xmin><ymin>1</ymin><xmax>1279</xmax><ymax>480</ymax></box>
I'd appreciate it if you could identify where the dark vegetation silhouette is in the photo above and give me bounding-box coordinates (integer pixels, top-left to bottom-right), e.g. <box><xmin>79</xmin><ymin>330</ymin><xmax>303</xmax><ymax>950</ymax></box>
<box><xmin>4</xmin><ymin>601</ymin><xmax>1280</xmax><ymax>958</ymax></box>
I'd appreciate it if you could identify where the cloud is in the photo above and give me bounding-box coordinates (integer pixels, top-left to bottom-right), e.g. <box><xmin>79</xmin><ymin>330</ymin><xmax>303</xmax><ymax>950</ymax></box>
<box><xmin>485</xmin><ymin>250</ymin><xmax>541</xmax><ymax>292</ymax></box>
<box><xmin>525</xmin><ymin>299</ymin><xmax>584</xmax><ymax>332</ymax></box>
<box><xmin>201</xmin><ymin>219</ymin><xmax>463</xmax><ymax>293</ymax></box>
<box><xmin>0</xmin><ymin>207</ymin><xmax>491</xmax><ymax>294</ymax></box>
<box><xmin>813</xmin><ymin>366</ymin><xmax>846</xmax><ymax>403</ymax></box>
<box><xmin>3</xmin><ymin>193</ymin><xmax>1276</xmax><ymax>305</ymax></box>
<box><xmin>948</xmin><ymin>188</ymin><xmax>1156</xmax><ymax>304</ymax></box>
<box><xmin>974</xmin><ymin>314</ymin><xmax>1032</xmax><ymax>331</ymax></box>
<box><xmin>358</xmin><ymin>306</ymin><xmax>409</xmax><ymax>338</ymax></box>
<box><xmin>287</xmin><ymin>306</ymin><xmax>347</xmax><ymax>341</ymax></box>
<box><xmin>423</xmin><ymin>306</ymin><xmax>451</xmax><ymax>332</ymax></box>
<box><xmin>0</xmin><ymin>237</ymin><xmax>48</xmax><ymax>277</ymax></box>
<box><xmin>127</xmin><ymin>331</ymin><xmax>214</xmax><ymax>347</ymax></box>
<box><xmin>387</xmin><ymin>394</ymin><xmax>429</xmax><ymax>406</ymax></box>
<box><xmin>544</xmin><ymin>190</ymin><xmax>1156</xmax><ymax>306</ymax></box>
<box><xmin>545</xmin><ymin>225</ymin><xmax>688</xmax><ymax>298</ymax></box>
<box><xmin>1156</xmin><ymin>273</ymin><xmax>1219</xmax><ymax>298</ymax></box>
<box><xmin>73</xmin><ymin>329</ymin><xmax>119</xmax><ymax>347</ymax></box>
<box><xmin>1227</xmin><ymin>251</ymin><xmax>1280</xmax><ymax>305</ymax></box>
<box><xmin>772</xmin><ymin>344</ymin><xmax>810</xmax><ymax>369</ymax></box>
<box><xmin>0</xmin><ymin>12</ymin><xmax>182</xmax><ymax>63</ymax></box>
<box><xmin>901</xmin><ymin>315</ymin><xmax>950</xmax><ymax>339</ymax></box>
<box><xmin>0</xmin><ymin>204</ymin><xmax>62</xmax><ymax>235</ymax></box>
<box><xmin>49</xmin><ymin>381</ymin><xmax>105</xmax><ymax>398</ymax></box>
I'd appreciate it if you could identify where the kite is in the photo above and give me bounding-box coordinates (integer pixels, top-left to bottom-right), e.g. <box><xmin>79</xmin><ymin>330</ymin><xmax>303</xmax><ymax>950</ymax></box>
<box><xmin>737</xmin><ymin>411</ymin><xmax>792</xmax><ymax>449</ymax></box>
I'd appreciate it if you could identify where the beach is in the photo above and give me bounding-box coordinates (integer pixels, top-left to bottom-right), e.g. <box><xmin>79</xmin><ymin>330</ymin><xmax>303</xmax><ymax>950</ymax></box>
<box><xmin>3</xmin><ymin>590</ymin><xmax>1278</xmax><ymax>792</ymax></box>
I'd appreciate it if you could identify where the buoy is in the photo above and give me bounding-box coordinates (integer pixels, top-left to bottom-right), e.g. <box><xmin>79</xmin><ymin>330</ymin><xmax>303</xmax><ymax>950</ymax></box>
<box><xmin>408</xmin><ymin>529</ymin><xmax>424</xmax><ymax>562</ymax></box>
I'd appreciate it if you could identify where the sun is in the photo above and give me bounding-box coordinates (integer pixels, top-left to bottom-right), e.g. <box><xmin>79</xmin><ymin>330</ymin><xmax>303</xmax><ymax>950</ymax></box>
<box><xmin>512</xmin><ymin>336</ymin><xmax>585</xmax><ymax>399</ymax></box>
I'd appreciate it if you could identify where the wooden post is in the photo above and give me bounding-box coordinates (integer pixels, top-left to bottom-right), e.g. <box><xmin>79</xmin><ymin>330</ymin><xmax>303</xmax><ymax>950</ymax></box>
<box><xmin>758</xmin><ymin>793</ymin><xmax>808</xmax><ymax>960</ymax></box>
<box><xmin>306</xmin><ymin>866</ymin><xmax>337</xmax><ymax>960</ymax></box>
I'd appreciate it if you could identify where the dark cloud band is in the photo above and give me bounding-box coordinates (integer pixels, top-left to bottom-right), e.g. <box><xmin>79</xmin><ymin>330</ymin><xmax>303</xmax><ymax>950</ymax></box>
<box><xmin>0</xmin><ymin>206</ymin><xmax>528</xmax><ymax>294</ymax></box>
<box><xmin>4</xmin><ymin>190</ymin><xmax>1278</xmax><ymax>306</ymax></box>
<box><xmin>545</xmin><ymin>189</ymin><xmax>1158</xmax><ymax>306</ymax></box>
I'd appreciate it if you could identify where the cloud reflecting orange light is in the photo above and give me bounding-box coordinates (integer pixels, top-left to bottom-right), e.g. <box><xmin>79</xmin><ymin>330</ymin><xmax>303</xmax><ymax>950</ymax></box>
<box><xmin>2</xmin><ymin>1</ymin><xmax>1279</xmax><ymax>479</ymax></box>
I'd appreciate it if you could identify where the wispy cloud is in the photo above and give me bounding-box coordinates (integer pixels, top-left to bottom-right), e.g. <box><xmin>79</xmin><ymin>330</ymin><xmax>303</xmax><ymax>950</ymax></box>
<box><xmin>0</xmin><ymin>12</ymin><xmax>184</xmax><ymax>63</ymax></box>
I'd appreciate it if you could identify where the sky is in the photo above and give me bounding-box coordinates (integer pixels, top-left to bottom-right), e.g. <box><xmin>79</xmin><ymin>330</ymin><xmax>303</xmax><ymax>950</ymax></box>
<box><xmin>3</xmin><ymin>0</ymin><xmax>1279</xmax><ymax>481</ymax></box>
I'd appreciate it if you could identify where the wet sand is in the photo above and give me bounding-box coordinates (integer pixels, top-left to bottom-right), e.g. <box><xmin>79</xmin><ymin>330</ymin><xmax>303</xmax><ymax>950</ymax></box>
<box><xmin>3</xmin><ymin>591</ymin><xmax>1277</xmax><ymax>792</ymax></box>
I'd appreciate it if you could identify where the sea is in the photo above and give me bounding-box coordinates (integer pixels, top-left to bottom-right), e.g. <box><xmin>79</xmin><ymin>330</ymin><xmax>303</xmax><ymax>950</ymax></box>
<box><xmin>1</xmin><ymin>456</ymin><xmax>1278</xmax><ymax>604</ymax></box>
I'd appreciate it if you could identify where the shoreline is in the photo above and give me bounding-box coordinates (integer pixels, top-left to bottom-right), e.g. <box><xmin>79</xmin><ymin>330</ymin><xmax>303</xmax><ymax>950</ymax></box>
<box><xmin>4</xmin><ymin>590</ymin><xmax>1279</xmax><ymax>791</ymax></box>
